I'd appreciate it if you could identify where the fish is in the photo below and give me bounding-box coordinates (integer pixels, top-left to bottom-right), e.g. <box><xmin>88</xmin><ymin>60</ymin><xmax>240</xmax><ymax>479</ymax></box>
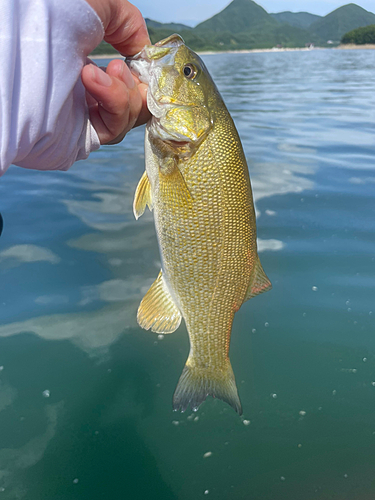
<box><xmin>128</xmin><ymin>34</ymin><xmax>271</xmax><ymax>415</ymax></box>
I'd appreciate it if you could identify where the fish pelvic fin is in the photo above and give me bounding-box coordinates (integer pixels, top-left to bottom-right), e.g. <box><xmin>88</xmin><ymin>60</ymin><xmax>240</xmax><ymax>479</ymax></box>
<box><xmin>244</xmin><ymin>256</ymin><xmax>272</xmax><ymax>302</ymax></box>
<box><xmin>137</xmin><ymin>270</ymin><xmax>182</xmax><ymax>334</ymax></box>
<box><xmin>173</xmin><ymin>358</ymin><xmax>242</xmax><ymax>415</ymax></box>
<box><xmin>133</xmin><ymin>171</ymin><xmax>153</xmax><ymax>220</ymax></box>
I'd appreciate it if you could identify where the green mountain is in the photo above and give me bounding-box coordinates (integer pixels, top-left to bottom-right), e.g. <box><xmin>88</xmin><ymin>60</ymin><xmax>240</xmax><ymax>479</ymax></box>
<box><xmin>309</xmin><ymin>3</ymin><xmax>375</xmax><ymax>41</ymax></box>
<box><xmin>91</xmin><ymin>1</ymin><xmax>375</xmax><ymax>55</ymax></box>
<box><xmin>146</xmin><ymin>0</ymin><xmax>319</xmax><ymax>51</ymax></box>
<box><xmin>145</xmin><ymin>18</ymin><xmax>192</xmax><ymax>31</ymax></box>
<box><xmin>91</xmin><ymin>40</ymin><xmax>117</xmax><ymax>55</ymax></box>
<box><xmin>271</xmin><ymin>11</ymin><xmax>321</xmax><ymax>29</ymax></box>
<box><xmin>341</xmin><ymin>23</ymin><xmax>375</xmax><ymax>43</ymax></box>
<box><xmin>194</xmin><ymin>0</ymin><xmax>277</xmax><ymax>34</ymax></box>
<box><xmin>191</xmin><ymin>0</ymin><xmax>320</xmax><ymax>49</ymax></box>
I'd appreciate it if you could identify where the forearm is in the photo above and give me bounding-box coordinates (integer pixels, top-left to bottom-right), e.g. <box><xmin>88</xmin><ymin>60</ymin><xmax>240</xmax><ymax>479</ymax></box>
<box><xmin>0</xmin><ymin>0</ymin><xmax>104</xmax><ymax>175</ymax></box>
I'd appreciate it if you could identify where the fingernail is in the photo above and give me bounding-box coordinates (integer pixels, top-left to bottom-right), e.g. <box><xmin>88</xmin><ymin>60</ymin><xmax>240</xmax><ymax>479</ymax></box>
<box><xmin>90</xmin><ymin>64</ymin><xmax>112</xmax><ymax>87</ymax></box>
<box><xmin>122</xmin><ymin>63</ymin><xmax>136</xmax><ymax>89</ymax></box>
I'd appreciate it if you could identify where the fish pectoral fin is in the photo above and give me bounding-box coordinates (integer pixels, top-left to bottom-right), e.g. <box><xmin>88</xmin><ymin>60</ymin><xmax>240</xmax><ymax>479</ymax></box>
<box><xmin>159</xmin><ymin>162</ymin><xmax>193</xmax><ymax>209</ymax></box>
<box><xmin>137</xmin><ymin>270</ymin><xmax>182</xmax><ymax>334</ymax></box>
<box><xmin>133</xmin><ymin>171</ymin><xmax>153</xmax><ymax>220</ymax></box>
<box><xmin>244</xmin><ymin>256</ymin><xmax>272</xmax><ymax>302</ymax></box>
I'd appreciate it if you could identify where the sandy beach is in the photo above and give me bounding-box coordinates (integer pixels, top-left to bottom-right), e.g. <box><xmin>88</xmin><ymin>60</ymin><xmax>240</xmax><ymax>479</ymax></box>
<box><xmin>335</xmin><ymin>43</ymin><xmax>375</xmax><ymax>49</ymax></box>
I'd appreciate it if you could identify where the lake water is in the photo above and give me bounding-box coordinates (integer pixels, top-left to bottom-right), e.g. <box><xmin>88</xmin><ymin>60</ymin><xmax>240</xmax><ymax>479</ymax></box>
<box><xmin>0</xmin><ymin>48</ymin><xmax>374</xmax><ymax>499</ymax></box>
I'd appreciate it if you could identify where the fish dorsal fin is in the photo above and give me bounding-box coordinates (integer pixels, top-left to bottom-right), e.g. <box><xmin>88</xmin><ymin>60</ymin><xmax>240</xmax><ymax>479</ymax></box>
<box><xmin>244</xmin><ymin>256</ymin><xmax>272</xmax><ymax>302</ymax></box>
<box><xmin>137</xmin><ymin>270</ymin><xmax>182</xmax><ymax>334</ymax></box>
<box><xmin>133</xmin><ymin>171</ymin><xmax>153</xmax><ymax>220</ymax></box>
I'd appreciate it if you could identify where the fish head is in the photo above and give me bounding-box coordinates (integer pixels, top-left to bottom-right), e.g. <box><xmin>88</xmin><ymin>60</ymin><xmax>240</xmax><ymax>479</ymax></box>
<box><xmin>127</xmin><ymin>34</ymin><xmax>216</xmax><ymax>149</ymax></box>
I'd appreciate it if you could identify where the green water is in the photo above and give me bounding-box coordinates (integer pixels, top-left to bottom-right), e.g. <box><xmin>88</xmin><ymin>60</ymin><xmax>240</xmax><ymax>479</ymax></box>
<box><xmin>0</xmin><ymin>49</ymin><xmax>374</xmax><ymax>499</ymax></box>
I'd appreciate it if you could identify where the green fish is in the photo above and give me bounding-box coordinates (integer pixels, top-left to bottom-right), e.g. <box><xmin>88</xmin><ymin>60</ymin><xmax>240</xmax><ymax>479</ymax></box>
<box><xmin>129</xmin><ymin>35</ymin><xmax>271</xmax><ymax>414</ymax></box>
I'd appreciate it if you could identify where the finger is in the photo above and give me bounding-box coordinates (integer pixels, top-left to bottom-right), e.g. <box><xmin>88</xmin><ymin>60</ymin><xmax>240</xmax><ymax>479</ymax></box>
<box><xmin>85</xmin><ymin>89</ymin><xmax>97</xmax><ymax>108</ymax></box>
<box><xmin>85</xmin><ymin>59</ymin><xmax>151</xmax><ymax>125</ymax></box>
<box><xmin>124</xmin><ymin>71</ymin><xmax>150</xmax><ymax>127</ymax></box>
<box><xmin>133</xmin><ymin>83</ymin><xmax>149</xmax><ymax>128</ymax></box>
<box><xmin>104</xmin><ymin>1</ymin><xmax>150</xmax><ymax>56</ymax></box>
<box><xmin>82</xmin><ymin>61</ymin><xmax>150</xmax><ymax>144</ymax></box>
<box><xmin>82</xmin><ymin>62</ymin><xmax>134</xmax><ymax>143</ymax></box>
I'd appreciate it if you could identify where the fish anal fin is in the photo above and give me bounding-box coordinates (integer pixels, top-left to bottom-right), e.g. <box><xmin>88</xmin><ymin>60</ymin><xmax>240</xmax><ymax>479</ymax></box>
<box><xmin>137</xmin><ymin>270</ymin><xmax>181</xmax><ymax>334</ymax></box>
<box><xmin>173</xmin><ymin>358</ymin><xmax>242</xmax><ymax>415</ymax></box>
<box><xmin>244</xmin><ymin>256</ymin><xmax>272</xmax><ymax>302</ymax></box>
<box><xmin>133</xmin><ymin>171</ymin><xmax>153</xmax><ymax>220</ymax></box>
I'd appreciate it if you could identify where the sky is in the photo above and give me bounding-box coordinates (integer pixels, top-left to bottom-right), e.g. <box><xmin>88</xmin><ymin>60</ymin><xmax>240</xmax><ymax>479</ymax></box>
<box><xmin>136</xmin><ymin>0</ymin><xmax>375</xmax><ymax>26</ymax></box>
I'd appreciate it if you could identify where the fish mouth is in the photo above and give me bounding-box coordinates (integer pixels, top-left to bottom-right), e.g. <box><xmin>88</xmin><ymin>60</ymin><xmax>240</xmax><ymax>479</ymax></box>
<box><xmin>126</xmin><ymin>54</ymin><xmax>151</xmax><ymax>85</ymax></box>
<box><xmin>126</xmin><ymin>45</ymin><xmax>171</xmax><ymax>115</ymax></box>
<box><xmin>127</xmin><ymin>40</ymin><xmax>197</xmax><ymax>146</ymax></box>
<box><xmin>126</xmin><ymin>34</ymin><xmax>184</xmax><ymax>85</ymax></box>
<box><xmin>126</xmin><ymin>35</ymin><xmax>207</xmax><ymax>147</ymax></box>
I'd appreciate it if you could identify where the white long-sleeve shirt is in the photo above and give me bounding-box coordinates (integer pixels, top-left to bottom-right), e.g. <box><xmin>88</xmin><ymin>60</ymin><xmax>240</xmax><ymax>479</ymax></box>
<box><xmin>0</xmin><ymin>0</ymin><xmax>104</xmax><ymax>176</ymax></box>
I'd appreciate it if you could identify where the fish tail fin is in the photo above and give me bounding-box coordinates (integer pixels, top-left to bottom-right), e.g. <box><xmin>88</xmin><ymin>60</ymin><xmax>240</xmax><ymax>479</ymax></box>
<box><xmin>173</xmin><ymin>358</ymin><xmax>242</xmax><ymax>415</ymax></box>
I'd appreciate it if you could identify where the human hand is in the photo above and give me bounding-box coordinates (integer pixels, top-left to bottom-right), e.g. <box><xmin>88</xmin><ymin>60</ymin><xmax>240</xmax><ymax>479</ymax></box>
<box><xmin>82</xmin><ymin>0</ymin><xmax>151</xmax><ymax>144</ymax></box>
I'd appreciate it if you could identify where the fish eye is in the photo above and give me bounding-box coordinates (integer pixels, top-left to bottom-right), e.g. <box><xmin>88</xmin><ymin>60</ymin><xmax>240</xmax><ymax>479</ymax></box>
<box><xmin>183</xmin><ymin>64</ymin><xmax>197</xmax><ymax>79</ymax></box>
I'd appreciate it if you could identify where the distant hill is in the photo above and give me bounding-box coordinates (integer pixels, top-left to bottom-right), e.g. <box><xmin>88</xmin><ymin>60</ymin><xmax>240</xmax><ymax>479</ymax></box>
<box><xmin>145</xmin><ymin>18</ymin><xmax>192</xmax><ymax>31</ymax></box>
<box><xmin>190</xmin><ymin>0</ymin><xmax>319</xmax><ymax>49</ymax></box>
<box><xmin>194</xmin><ymin>0</ymin><xmax>277</xmax><ymax>34</ymax></box>
<box><xmin>91</xmin><ymin>1</ymin><xmax>375</xmax><ymax>55</ymax></box>
<box><xmin>308</xmin><ymin>3</ymin><xmax>375</xmax><ymax>41</ymax></box>
<box><xmin>271</xmin><ymin>11</ymin><xmax>321</xmax><ymax>29</ymax></box>
<box><xmin>91</xmin><ymin>40</ymin><xmax>117</xmax><ymax>55</ymax></box>
<box><xmin>146</xmin><ymin>0</ymin><xmax>319</xmax><ymax>51</ymax></box>
<box><xmin>341</xmin><ymin>23</ymin><xmax>375</xmax><ymax>43</ymax></box>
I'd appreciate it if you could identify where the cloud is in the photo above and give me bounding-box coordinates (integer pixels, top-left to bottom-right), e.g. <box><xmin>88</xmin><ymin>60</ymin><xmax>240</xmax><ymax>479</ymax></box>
<box><xmin>0</xmin><ymin>245</ymin><xmax>60</xmax><ymax>266</ymax></box>
<box><xmin>0</xmin><ymin>302</ymin><xmax>138</xmax><ymax>356</ymax></box>
<box><xmin>62</xmin><ymin>189</ymin><xmax>146</xmax><ymax>232</ymax></box>
<box><xmin>251</xmin><ymin>161</ymin><xmax>315</xmax><ymax>203</ymax></box>
<box><xmin>79</xmin><ymin>277</ymin><xmax>151</xmax><ymax>306</ymax></box>
<box><xmin>258</xmin><ymin>239</ymin><xmax>285</xmax><ymax>252</ymax></box>
<box><xmin>34</xmin><ymin>295</ymin><xmax>70</xmax><ymax>306</ymax></box>
<box><xmin>67</xmin><ymin>223</ymin><xmax>155</xmax><ymax>254</ymax></box>
<box><xmin>349</xmin><ymin>177</ymin><xmax>375</xmax><ymax>185</ymax></box>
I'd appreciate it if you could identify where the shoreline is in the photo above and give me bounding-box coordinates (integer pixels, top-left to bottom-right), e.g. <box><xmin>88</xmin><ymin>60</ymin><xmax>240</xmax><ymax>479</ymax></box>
<box><xmin>92</xmin><ymin>44</ymin><xmax>375</xmax><ymax>59</ymax></box>
<box><xmin>92</xmin><ymin>47</ymin><xmax>319</xmax><ymax>59</ymax></box>
<box><xmin>335</xmin><ymin>43</ymin><xmax>375</xmax><ymax>49</ymax></box>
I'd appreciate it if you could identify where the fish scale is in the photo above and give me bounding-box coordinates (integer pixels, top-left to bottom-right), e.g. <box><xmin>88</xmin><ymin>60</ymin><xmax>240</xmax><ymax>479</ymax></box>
<box><xmin>130</xmin><ymin>34</ymin><xmax>271</xmax><ymax>414</ymax></box>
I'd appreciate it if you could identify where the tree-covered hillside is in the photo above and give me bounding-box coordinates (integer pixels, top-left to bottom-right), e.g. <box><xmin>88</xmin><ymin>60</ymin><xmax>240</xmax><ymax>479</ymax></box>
<box><xmin>194</xmin><ymin>0</ymin><xmax>277</xmax><ymax>34</ymax></box>
<box><xmin>271</xmin><ymin>11</ymin><xmax>321</xmax><ymax>29</ymax></box>
<box><xmin>308</xmin><ymin>3</ymin><xmax>375</xmax><ymax>41</ymax></box>
<box><xmin>90</xmin><ymin>1</ymin><xmax>375</xmax><ymax>55</ymax></box>
<box><xmin>145</xmin><ymin>19</ymin><xmax>192</xmax><ymax>31</ymax></box>
<box><xmin>149</xmin><ymin>0</ymin><xmax>319</xmax><ymax>51</ymax></box>
<box><xmin>341</xmin><ymin>24</ymin><xmax>375</xmax><ymax>43</ymax></box>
